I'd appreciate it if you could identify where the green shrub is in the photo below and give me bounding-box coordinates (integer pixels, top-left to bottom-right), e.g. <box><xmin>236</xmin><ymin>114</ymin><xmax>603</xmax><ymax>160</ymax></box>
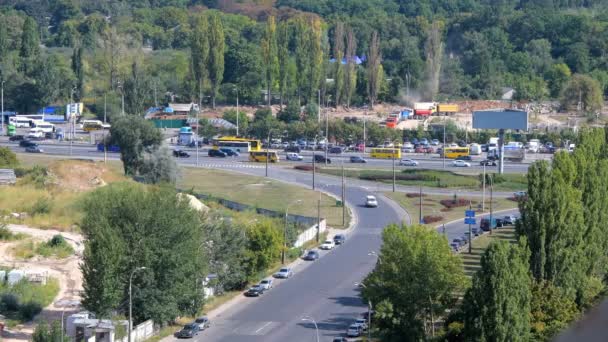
<box><xmin>30</xmin><ymin>197</ymin><xmax>53</xmax><ymax>216</ymax></box>
<box><xmin>19</xmin><ymin>301</ymin><xmax>42</xmax><ymax>321</ymax></box>
<box><xmin>0</xmin><ymin>147</ymin><xmax>18</xmax><ymax>168</ymax></box>
<box><xmin>1</xmin><ymin>294</ymin><xmax>19</xmax><ymax>312</ymax></box>
<box><xmin>49</xmin><ymin>234</ymin><xmax>66</xmax><ymax>247</ymax></box>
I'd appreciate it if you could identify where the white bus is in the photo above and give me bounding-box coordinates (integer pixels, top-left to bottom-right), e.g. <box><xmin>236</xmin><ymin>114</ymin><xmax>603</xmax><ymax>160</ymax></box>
<box><xmin>9</xmin><ymin>116</ymin><xmax>33</xmax><ymax>128</ymax></box>
<box><xmin>32</xmin><ymin>120</ymin><xmax>55</xmax><ymax>133</ymax></box>
<box><xmin>214</xmin><ymin>140</ymin><xmax>251</xmax><ymax>153</ymax></box>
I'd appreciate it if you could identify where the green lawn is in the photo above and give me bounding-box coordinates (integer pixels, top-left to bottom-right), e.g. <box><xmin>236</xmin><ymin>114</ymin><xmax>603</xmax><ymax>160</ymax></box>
<box><xmin>383</xmin><ymin>192</ymin><xmax>518</xmax><ymax>227</ymax></box>
<box><xmin>178</xmin><ymin>167</ymin><xmax>350</xmax><ymax>228</ymax></box>
<box><xmin>319</xmin><ymin>167</ymin><xmax>527</xmax><ymax>192</ymax></box>
<box><xmin>460</xmin><ymin>227</ymin><xmax>517</xmax><ymax>277</ymax></box>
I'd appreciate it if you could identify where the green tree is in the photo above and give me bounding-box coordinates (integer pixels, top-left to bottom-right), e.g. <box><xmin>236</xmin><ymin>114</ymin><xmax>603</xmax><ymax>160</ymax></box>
<box><xmin>190</xmin><ymin>15</ymin><xmax>209</xmax><ymax>101</ymax></box>
<box><xmin>81</xmin><ymin>183</ymin><xmax>206</xmax><ymax>323</ymax></box>
<box><xmin>0</xmin><ymin>147</ymin><xmax>18</xmax><ymax>168</ymax></box>
<box><xmin>333</xmin><ymin>21</ymin><xmax>345</xmax><ymax>107</ymax></box>
<box><xmin>139</xmin><ymin>146</ymin><xmax>178</xmax><ymax>185</ymax></box>
<box><xmin>462</xmin><ymin>241</ymin><xmax>531</xmax><ymax>341</ymax></box>
<box><xmin>124</xmin><ymin>61</ymin><xmax>151</xmax><ymax>116</ymax></box>
<box><xmin>32</xmin><ymin>320</ymin><xmax>69</xmax><ymax>342</ymax></box>
<box><xmin>20</xmin><ymin>16</ymin><xmax>40</xmax><ymax>75</ymax></box>
<box><xmin>109</xmin><ymin>116</ymin><xmax>162</xmax><ymax>176</ymax></box>
<box><xmin>361</xmin><ymin>224</ymin><xmax>466</xmax><ymax>339</ymax></box>
<box><xmin>261</xmin><ymin>16</ymin><xmax>278</xmax><ymax>107</ymax></box>
<box><xmin>366</xmin><ymin>31</ymin><xmax>382</xmax><ymax>108</ymax></box>
<box><xmin>208</xmin><ymin>13</ymin><xmax>224</xmax><ymax>109</ymax></box>
<box><xmin>277</xmin><ymin>101</ymin><xmax>300</xmax><ymax>123</ymax></box>
<box><xmin>277</xmin><ymin>21</ymin><xmax>291</xmax><ymax>108</ymax></box>
<box><xmin>244</xmin><ymin>218</ymin><xmax>282</xmax><ymax>278</ymax></box>
<box><xmin>0</xmin><ymin>17</ymin><xmax>8</xmax><ymax>59</ymax></box>
<box><xmin>547</xmin><ymin>63</ymin><xmax>571</xmax><ymax>98</ymax></box>
<box><xmin>530</xmin><ymin>281</ymin><xmax>580</xmax><ymax>341</ymax></box>
<box><xmin>560</xmin><ymin>74</ymin><xmax>603</xmax><ymax>112</ymax></box>
<box><xmin>222</xmin><ymin>109</ymin><xmax>248</xmax><ymax>133</ymax></box>
<box><xmin>343</xmin><ymin>26</ymin><xmax>357</xmax><ymax>108</ymax></box>
<box><xmin>71</xmin><ymin>46</ymin><xmax>84</xmax><ymax>102</ymax></box>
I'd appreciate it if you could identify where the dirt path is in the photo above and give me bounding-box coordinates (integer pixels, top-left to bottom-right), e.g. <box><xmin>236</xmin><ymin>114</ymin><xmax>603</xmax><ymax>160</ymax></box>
<box><xmin>0</xmin><ymin>225</ymin><xmax>84</xmax><ymax>341</ymax></box>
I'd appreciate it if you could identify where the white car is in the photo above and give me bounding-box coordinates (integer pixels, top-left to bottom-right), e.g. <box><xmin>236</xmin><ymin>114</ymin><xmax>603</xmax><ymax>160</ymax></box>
<box><xmin>285</xmin><ymin>152</ymin><xmax>303</xmax><ymax>161</ymax></box>
<box><xmin>365</xmin><ymin>195</ymin><xmax>378</xmax><ymax>208</ymax></box>
<box><xmin>320</xmin><ymin>239</ymin><xmax>335</xmax><ymax>250</ymax></box>
<box><xmin>259</xmin><ymin>279</ymin><xmax>273</xmax><ymax>290</ymax></box>
<box><xmin>354</xmin><ymin>318</ymin><xmax>368</xmax><ymax>331</ymax></box>
<box><xmin>513</xmin><ymin>191</ymin><xmax>527</xmax><ymax>198</ymax></box>
<box><xmin>399</xmin><ymin>158</ymin><xmax>418</xmax><ymax>166</ymax></box>
<box><xmin>27</xmin><ymin>129</ymin><xmax>44</xmax><ymax>139</ymax></box>
<box><xmin>273</xmin><ymin>267</ymin><xmax>293</xmax><ymax>279</ymax></box>
<box><xmin>347</xmin><ymin>324</ymin><xmax>362</xmax><ymax>337</ymax></box>
<box><xmin>452</xmin><ymin>160</ymin><xmax>471</xmax><ymax>167</ymax></box>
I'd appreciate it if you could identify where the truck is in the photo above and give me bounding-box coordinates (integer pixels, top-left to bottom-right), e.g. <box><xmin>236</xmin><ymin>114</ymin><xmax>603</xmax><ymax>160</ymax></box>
<box><xmin>385</xmin><ymin>117</ymin><xmax>397</xmax><ymax>128</ymax></box>
<box><xmin>488</xmin><ymin>137</ymin><xmax>499</xmax><ymax>152</ymax></box>
<box><xmin>436</xmin><ymin>103</ymin><xmax>459</xmax><ymax>114</ymax></box>
<box><xmin>527</xmin><ymin>139</ymin><xmax>540</xmax><ymax>153</ymax></box>
<box><xmin>413</xmin><ymin>102</ymin><xmax>437</xmax><ymax>119</ymax></box>
<box><xmin>488</xmin><ymin>146</ymin><xmax>525</xmax><ymax>162</ymax></box>
<box><xmin>469</xmin><ymin>143</ymin><xmax>482</xmax><ymax>155</ymax></box>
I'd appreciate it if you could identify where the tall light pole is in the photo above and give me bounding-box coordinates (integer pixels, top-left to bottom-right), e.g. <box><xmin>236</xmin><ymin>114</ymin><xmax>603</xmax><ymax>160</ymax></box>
<box><xmin>363</xmin><ymin>104</ymin><xmax>368</xmax><ymax>154</ymax></box>
<box><xmin>129</xmin><ymin>266</ymin><xmax>146</xmax><ymax>342</ymax></box>
<box><xmin>1</xmin><ymin>79</ymin><xmax>4</xmax><ymax>136</ymax></box>
<box><xmin>324</xmin><ymin>104</ymin><xmax>329</xmax><ymax>165</ymax></box>
<box><xmin>300</xmin><ymin>316</ymin><xmax>319</xmax><ymax>342</ymax></box>
<box><xmin>392</xmin><ymin>152</ymin><xmax>396</xmax><ymax>192</ymax></box>
<box><xmin>284</xmin><ymin>200</ymin><xmax>302</xmax><ymax>264</ymax></box>
<box><xmin>265</xmin><ymin>129</ymin><xmax>277</xmax><ymax>177</ymax></box>
<box><xmin>234</xmin><ymin>85</ymin><xmax>239</xmax><ymax>136</ymax></box>
<box><xmin>442</xmin><ymin>116</ymin><xmax>446</xmax><ymax>169</ymax></box>
<box><xmin>117</xmin><ymin>81</ymin><xmax>125</xmax><ymax>116</ymax></box>
<box><xmin>69</xmin><ymin>87</ymin><xmax>76</xmax><ymax>156</ymax></box>
<box><xmin>355</xmin><ymin>282</ymin><xmax>373</xmax><ymax>341</ymax></box>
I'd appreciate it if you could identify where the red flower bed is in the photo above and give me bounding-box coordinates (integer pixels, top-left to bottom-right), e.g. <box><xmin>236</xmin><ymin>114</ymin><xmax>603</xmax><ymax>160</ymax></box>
<box><xmin>439</xmin><ymin>198</ymin><xmax>471</xmax><ymax>209</ymax></box>
<box><xmin>406</xmin><ymin>193</ymin><xmax>427</xmax><ymax>198</ymax></box>
<box><xmin>423</xmin><ymin>215</ymin><xmax>443</xmax><ymax>224</ymax></box>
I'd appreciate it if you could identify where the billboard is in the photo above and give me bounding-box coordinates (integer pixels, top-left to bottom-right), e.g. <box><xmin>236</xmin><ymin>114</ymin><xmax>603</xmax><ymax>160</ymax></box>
<box><xmin>472</xmin><ymin>109</ymin><xmax>528</xmax><ymax>131</ymax></box>
<box><xmin>66</xmin><ymin>103</ymin><xmax>83</xmax><ymax>120</ymax></box>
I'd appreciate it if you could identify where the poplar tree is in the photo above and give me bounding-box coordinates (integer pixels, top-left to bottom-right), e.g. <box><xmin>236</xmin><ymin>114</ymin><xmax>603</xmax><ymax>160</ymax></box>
<box><xmin>463</xmin><ymin>241</ymin><xmax>531</xmax><ymax>341</ymax></box>
<box><xmin>333</xmin><ymin>21</ymin><xmax>345</xmax><ymax>107</ymax></box>
<box><xmin>20</xmin><ymin>16</ymin><xmax>40</xmax><ymax>75</ymax></box>
<box><xmin>0</xmin><ymin>17</ymin><xmax>8</xmax><ymax>59</ymax></box>
<box><xmin>344</xmin><ymin>26</ymin><xmax>357</xmax><ymax>108</ymax></box>
<box><xmin>71</xmin><ymin>46</ymin><xmax>84</xmax><ymax>101</ymax></box>
<box><xmin>306</xmin><ymin>17</ymin><xmax>323</xmax><ymax>102</ymax></box>
<box><xmin>190</xmin><ymin>15</ymin><xmax>209</xmax><ymax>103</ymax></box>
<box><xmin>208</xmin><ymin>13</ymin><xmax>224</xmax><ymax>109</ymax></box>
<box><xmin>277</xmin><ymin>21</ymin><xmax>290</xmax><ymax>109</ymax></box>
<box><xmin>261</xmin><ymin>16</ymin><xmax>278</xmax><ymax>107</ymax></box>
<box><xmin>367</xmin><ymin>31</ymin><xmax>382</xmax><ymax>109</ymax></box>
<box><xmin>294</xmin><ymin>18</ymin><xmax>309</xmax><ymax>105</ymax></box>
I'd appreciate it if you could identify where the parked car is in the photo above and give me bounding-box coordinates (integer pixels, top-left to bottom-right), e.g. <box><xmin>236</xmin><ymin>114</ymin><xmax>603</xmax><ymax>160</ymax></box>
<box><xmin>303</xmin><ymin>250</ymin><xmax>320</xmax><ymax>261</ymax></box>
<box><xmin>513</xmin><ymin>191</ymin><xmax>527</xmax><ymax>198</ymax></box>
<box><xmin>245</xmin><ymin>285</ymin><xmax>265</xmax><ymax>297</ymax></box>
<box><xmin>455</xmin><ymin>155</ymin><xmax>472</xmax><ymax>161</ymax></box>
<box><xmin>284</xmin><ymin>145</ymin><xmax>301</xmax><ymax>153</ymax></box>
<box><xmin>273</xmin><ymin>267</ymin><xmax>293</xmax><ymax>279</ymax></box>
<box><xmin>480</xmin><ymin>218</ymin><xmax>496</xmax><ymax>232</ymax></box>
<box><xmin>431</xmin><ymin>139</ymin><xmax>439</xmax><ymax>146</ymax></box>
<box><xmin>420</xmin><ymin>138</ymin><xmax>428</xmax><ymax>145</ymax></box>
<box><xmin>313</xmin><ymin>154</ymin><xmax>331</xmax><ymax>164</ymax></box>
<box><xmin>320</xmin><ymin>239</ymin><xmax>335</xmax><ymax>250</ymax></box>
<box><xmin>452</xmin><ymin>160</ymin><xmax>471</xmax><ymax>167</ymax></box>
<box><xmin>333</xmin><ymin>234</ymin><xmax>346</xmax><ymax>245</ymax></box>
<box><xmin>329</xmin><ymin>146</ymin><xmax>343</xmax><ymax>154</ymax></box>
<box><xmin>9</xmin><ymin>135</ymin><xmax>24</xmax><ymax>141</ymax></box>
<box><xmin>365</xmin><ymin>195</ymin><xmax>378</xmax><ymax>208</ymax></box>
<box><xmin>220</xmin><ymin>148</ymin><xmax>239</xmax><ymax>156</ymax></box>
<box><xmin>355</xmin><ymin>318</ymin><xmax>368</xmax><ymax>331</ymax></box>
<box><xmin>194</xmin><ymin>317</ymin><xmax>210</xmax><ymax>331</ymax></box>
<box><xmin>472</xmin><ymin>227</ymin><xmax>480</xmax><ymax>236</ymax></box>
<box><xmin>495</xmin><ymin>218</ymin><xmax>504</xmax><ymax>228</ymax></box>
<box><xmin>399</xmin><ymin>158</ymin><xmax>418</xmax><ymax>166</ymax></box>
<box><xmin>350</xmin><ymin>156</ymin><xmax>367</xmax><ymax>163</ymax></box>
<box><xmin>175</xmin><ymin>324</ymin><xmax>200</xmax><ymax>338</ymax></box>
<box><xmin>286</xmin><ymin>152</ymin><xmax>303</xmax><ymax>161</ymax></box>
<box><xmin>347</xmin><ymin>324</ymin><xmax>363</xmax><ymax>337</ymax></box>
<box><xmin>19</xmin><ymin>140</ymin><xmax>38</xmax><ymax>148</ymax></box>
<box><xmin>25</xmin><ymin>146</ymin><xmax>44</xmax><ymax>153</ymax></box>
<box><xmin>480</xmin><ymin>159</ymin><xmax>497</xmax><ymax>166</ymax></box>
<box><xmin>503</xmin><ymin>215</ymin><xmax>516</xmax><ymax>225</ymax></box>
<box><xmin>208</xmin><ymin>149</ymin><xmax>227</xmax><ymax>158</ymax></box>
<box><xmin>450</xmin><ymin>242</ymin><xmax>460</xmax><ymax>251</ymax></box>
<box><xmin>332</xmin><ymin>338</ymin><xmax>348</xmax><ymax>342</ymax></box>
<box><xmin>173</xmin><ymin>149</ymin><xmax>190</xmax><ymax>158</ymax></box>
<box><xmin>259</xmin><ymin>279</ymin><xmax>273</xmax><ymax>291</ymax></box>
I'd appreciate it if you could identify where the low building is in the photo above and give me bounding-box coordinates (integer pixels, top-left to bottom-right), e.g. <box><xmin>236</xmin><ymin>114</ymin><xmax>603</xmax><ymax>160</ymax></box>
<box><xmin>0</xmin><ymin>169</ymin><xmax>16</xmax><ymax>186</ymax></box>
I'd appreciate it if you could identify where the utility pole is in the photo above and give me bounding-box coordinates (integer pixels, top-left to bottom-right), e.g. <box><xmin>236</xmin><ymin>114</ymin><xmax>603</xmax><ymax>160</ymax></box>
<box><xmin>363</xmin><ymin>105</ymin><xmax>367</xmax><ymax>154</ymax></box>
<box><xmin>317</xmin><ymin>191</ymin><xmax>321</xmax><ymax>243</ymax></box>
<box><xmin>442</xmin><ymin>117</ymin><xmax>446</xmax><ymax>169</ymax></box>
<box><xmin>392</xmin><ymin>153</ymin><xmax>396</xmax><ymax>192</ymax></box>
<box><xmin>312</xmin><ymin>144</ymin><xmax>316</xmax><ymax>190</ymax></box>
<box><xmin>482</xmin><ymin>163</ymin><xmax>486</xmax><ymax>211</ymax></box>
<box><xmin>489</xmin><ymin>174</ymin><xmax>494</xmax><ymax>235</ymax></box>
<box><xmin>318</xmin><ymin>89</ymin><xmax>321</xmax><ymax>124</ymax></box>
<box><xmin>342</xmin><ymin>163</ymin><xmax>345</xmax><ymax>227</ymax></box>
<box><xmin>367</xmin><ymin>300</ymin><xmax>373</xmax><ymax>341</ymax></box>
<box><xmin>69</xmin><ymin>87</ymin><xmax>76</xmax><ymax>156</ymax></box>
<box><xmin>325</xmin><ymin>105</ymin><xmax>329</xmax><ymax>165</ymax></box>
<box><xmin>1</xmin><ymin>79</ymin><xmax>4</xmax><ymax>136</ymax></box>
<box><xmin>196</xmin><ymin>107</ymin><xmax>200</xmax><ymax>166</ymax></box>
<box><xmin>104</xmin><ymin>93</ymin><xmax>107</xmax><ymax>124</ymax></box>
<box><xmin>468</xmin><ymin>201</ymin><xmax>472</xmax><ymax>254</ymax></box>
<box><xmin>235</xmin><ymin>86</ymin><xmax>239</xmax><ymax>136</ymax></box>
<box><xmin>419</xmin><ymin>185</ymin><xmax>423</xmax><ymax>224</ymax></box>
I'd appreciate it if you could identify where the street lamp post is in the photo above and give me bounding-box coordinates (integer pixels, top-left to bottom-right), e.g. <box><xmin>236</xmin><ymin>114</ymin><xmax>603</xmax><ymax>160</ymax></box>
<box><xmin>442</xmin><ymin>117</ymin><xmax>446</xmax><ymax>169</ymax></box>
<box><xmin>355</xmin><ymin>282</ymin><xmax>373</xmax><ymax>340</ymax></box>
<box><xmin>129</xmin><ymin>267</ymin><xmax>146</xmax><ymax>342</ymax></box>
<box><xmin>300</xmin><ymin>316</ymin><xmax>319</xmax><ymax>342</ymax></box>
<box><xmin>69</xmin><ymin>87</ymin><xmax>77</xmax><ymax>156</ymax></box>
<box><xmin>284</xmin><ymin>200</ymin><xmax>302</xmax><ymax>264</ymax></box>
<box><xmin>1</xmin><ymin>79</ymin><xmax>4</xmax><ymax>135</ymax></box>
<box><xmin>265</xmin><ymin>130</ymin><xmax>276</xmax><ymax>177</ymax></box>
<box><xmin>235</xmin><ymin>85</ymin><xmax>239</xmax><ymax>136</ymax></box>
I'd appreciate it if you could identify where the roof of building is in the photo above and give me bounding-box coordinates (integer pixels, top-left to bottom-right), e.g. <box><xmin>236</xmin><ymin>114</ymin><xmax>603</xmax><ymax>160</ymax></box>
<box><xmin>0</xmin><ymin>169</ymin><xmax>16</xmax><ymax>185</ymax></box>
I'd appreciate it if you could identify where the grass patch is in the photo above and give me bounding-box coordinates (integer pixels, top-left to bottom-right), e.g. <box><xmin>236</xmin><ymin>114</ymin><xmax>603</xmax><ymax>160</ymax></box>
<box><xmin>12</xmin><ymin>235</ymin><xmax>74</xmax><ymax>259</ymax></box>
<box><xmin>319</xmin><ymin>167</ymin><xmax>527</xmax><ymax>191</ymax></box>
<box><xmin>384</xmin><ymin>192</ymin><xmax>517</xmax><ymax>226</ymax></box>
<box><xmin>178</xmin><ymin>167</ymin><xmax>350</xmax><ymax>228</ymax></box>
<box><xmin>0</xmin><ymin>224</ymin><xmax>28</xmax><ymax>241</ymax></box>
<box><xmin>460</xmin><ymin>227</ymin><xmax>517</xmax><ymax>277</ymax></box>
<box><xmin>0</xmin><ymin>278</ymin><xmax>60</xmax><ymax>322</ymax></box>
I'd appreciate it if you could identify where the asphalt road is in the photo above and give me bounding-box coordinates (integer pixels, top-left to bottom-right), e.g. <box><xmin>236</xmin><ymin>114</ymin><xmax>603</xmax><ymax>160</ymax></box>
<box><xmin>437</xmin><ymin>208</ymin><xmax>520</xmax><ymax>243</ymax></box>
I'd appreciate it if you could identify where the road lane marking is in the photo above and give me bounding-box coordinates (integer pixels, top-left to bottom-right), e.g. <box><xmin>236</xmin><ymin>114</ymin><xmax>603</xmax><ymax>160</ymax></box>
<box><xmin>254</xmin><ymin>321</ymin><xmax>272</xmax><ymax>334</ymax></box>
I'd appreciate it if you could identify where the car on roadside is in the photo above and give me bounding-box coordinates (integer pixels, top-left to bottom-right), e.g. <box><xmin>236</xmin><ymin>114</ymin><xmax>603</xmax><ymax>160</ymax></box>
<box><xmin>332</xmin><ymin>338</ymin><xmax>348</xmax><ymax>342</ymax></box>
<box><xmin>175</xmin><ymin>323</ymin><xmax>200</xmax><ymax>338</ymax></box>
<box><xmin>452</xmin><ymin>160</ymin><xmax>471</xmax><ymax>167</ymax></box>
<box><xmin>480</xmin><ymin>159</ymin><xmax>497</xmax><ymax>166</ymax></box>
<box><xmin>349</xmin><ymin>156</ymin><xmax>367</xmax><ymax>163</ymax></box>
<box><xmin>313</xmin><ymin>154</ymin><xmax>331</xmax><ymax>164</ymax></box>
<box><xmin>25</xmin><ymin>146</ymin><xmax>44</xmax><ymax>153</ymax></box>
<box><xmin>399</xmin><ymin>158</ymin><xmax>418</xmax><ymax>166</ymax></box>
<box><xmin>9</xmin><ymin>135</ymin><xmax>24</xmax><ymax>141</ymax></box>
<box><xmin>450</xmin><ymin>242</ymin><xmax>460</xmax><ymax>251</ymax></box>
<box><xmin>286</xmin><ymin>152</ymin><xmax>303</xmax><ymax>161</ymax></box>
<box><xmin>333</xmin><ymin>234</ymin><xmax>346</xmax><ymax>245</ymax></box>
<box><xmin>503</xmin><ymin>215</ymin><xmax>516</xmax><ymax>225</ymax></box>
<box><xmin>259</xmin><ymin>279</ymin><xmax>273</xmax><ymax>291</ymax></box>
<box><xmin>472</xmin><ymin>227</ymin><xmax>480</xmax><ymax>236</ymax></box>
<box><xmin>355</xmin><ymin>318</ymin><xmax>368</xmax><ymax>331</ymax></box>
<box><xmin>329</xmin><ymin>146</ymin><xmax>343</xmax><ymax>154</ymax></box>
<box><xmin>194</xmin><ymin>317</ymin><xmax>210</xmax><ymax>331</ymax></box>
<box><xmin>220</xmin><ymin>148</ymin><xmax>240</xmax><ymax>156</ymax></box>
<box><xmin>495</xmin><ymin>218</ymin><xmax>504</xmax><ymax>228</ymax></box>
<box><xmin>303</xmin><ymin>250</ymin><xmax>320</xmax><ymax>261</ymax></box>
<box><xmin>455</xmin><ymin>155</ymin><xmax>473</xmax><ymax>161</ymax></box>
<box><xmin>284</xmin><ymin>145</ymin><xmax>301</xmax><ymax>153</ymax></box>
<box><xmin>347</xmin><ymin>324</ymin><xmax>363</xmax><ymax>337</ymax></box>
<box><xmin>19</xmin><ymin>140</ymin><xmax>38</xmax><ymax>148</ymax></box>
<box><xmin>245</xmin><ymin>285</ymin><xmax>265</xmax><ymax>297</ymax></box>
<box><xmin>513</xmin><ymin>191</ymin><xmax>527</xmax><ymax>198</ymax></box>
<box><xmin>173</xmin><ymin>149</ymin><xmax>190</xmax><ymax>158</ymax></box>
<box><xmin>208</xmin><ymin>149</ymin><xmax>227</xmax><ymax>158</ymax></box>
<box><xmin>431</xmin><ymin>139</ymin><xmax>439</xmax><ymax>146</ymax></box>
<box><xmin>273</xmin><ymin>267</ymin><xmax>293</xmax><ymax>279</ymax></box>
<box><xmin>365</xmin><ymin>195</ymin><xmax>378</xmax><ymax>208</ymax></box>
<box><xmin>320</xmin><ymin>239</ymin><xmax>335</xmax><ymax>250</ymax></box>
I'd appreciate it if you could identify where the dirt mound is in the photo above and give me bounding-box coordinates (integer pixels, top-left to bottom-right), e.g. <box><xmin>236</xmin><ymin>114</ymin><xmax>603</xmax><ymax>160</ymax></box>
<box><xmin>49</xmin><ymin>160</ymin><xmax>125</xmax><ymax>192</ymax></box>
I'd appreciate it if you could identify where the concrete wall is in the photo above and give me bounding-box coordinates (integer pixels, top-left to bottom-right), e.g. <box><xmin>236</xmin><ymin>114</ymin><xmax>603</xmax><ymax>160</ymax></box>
<box><xmin>116</xmin><ymin>320</ymin><xmax>154</xmax><ymax>342</ymax></box>
<box><xmin>293</xmin><ymin>220</ymin><xmax>327</xmax><ymax>248</ymax></box>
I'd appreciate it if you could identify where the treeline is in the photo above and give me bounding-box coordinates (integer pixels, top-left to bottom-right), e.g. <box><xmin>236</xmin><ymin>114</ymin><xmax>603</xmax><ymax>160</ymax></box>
<box><xmin>0</xmin><ymin>0</ymin><xmax>606</xmax><ymax>117</ymax></box>
<box><xmin>361</xmin><ymin>127</ymin><xmax>608</xmax><ymax>340</ymax></box>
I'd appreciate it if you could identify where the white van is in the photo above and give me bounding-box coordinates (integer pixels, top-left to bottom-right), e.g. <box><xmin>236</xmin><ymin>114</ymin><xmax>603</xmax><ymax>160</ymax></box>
<box><xmin>469</xmin><ymin>143</ymin><xmax>482</xmax><ymax>155</ymax></box>
<box><xmin>32</xmin><ymin>121</ymin><xmax>55</xmax><ymax>133</ymax></box>
<box><xmin>27</xmin><ymin>128</ymin><xmax>44</xmax><ymax>139</ymax></box>
<box><xmin>9</xmin><ymin>116</ymin><xmax>32</xmax><ymax>128</ymax></box>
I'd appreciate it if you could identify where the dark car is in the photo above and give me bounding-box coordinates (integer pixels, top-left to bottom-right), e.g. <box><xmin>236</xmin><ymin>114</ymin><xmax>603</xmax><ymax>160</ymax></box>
<box><xmin>173</xmin><ymin>149</ymin><xmax>190</xmax><ymax>158</ymax></box>
<box><xmin>333</xmin><ymin>338</ymin><xmax>348</xmax><ymax>342</ymax></box>
<box><xmin>456</xmin><ymin>155</ymin><xmax>472</xmax><ymax>161</ymax></box>
<box><xmin>495</xmin><ymin>218</ymin><xmax>504</xmax><ymax>228</ymax></box>
<box><xmin>480</xmin><ymin>218</ymin><xmax>496</xmax><ymax>231</ymax></box>
<box><xmin>333</xmin><ymin>234</ymin><xmax>346</xmax><ymax>245</ymax></box>
<box><xmin>481</xmin><ymin>144</ymin><xmax>488</xmax><ymax>152</ymax></box>
<box><xmin>19</xmin><ymin>140</ymin><xmax>38</xmax><ymax>148</ymax></box>
<box><xmin>480</xmin><ymin>159</ymin><xmax>497</xmax><ymax>166</ymax></box>
<box><xmin>350</xmin><ymin>156</ymin><xmax>366</xmax><ymax>163</ymax></box>
<box><xmin>245</xmin><ymin>285</ymin><xmax>265</xmax><ymax>297</ymax></box>
<box><xmin>208</xmin><ymin>149</ymin><xmax>227</xmax><ymax>158</ymax></box>
<box><xmin>471</xmin><ymin>227</ymin><xmax>480</xmax><ymax>236</ymax></box>
<box><xmin>25</xmin><ymin>146</ymin><xmax>44</xmax><ymax>153</ymax></box>
<box><xmin>329</xmin><ymin>146</ymin><xmax>343</xmax><ymax>154</ymax></box>
<box><xmin>313</xmin><ymin>154</ymin><xmax>331</xmax><ymax>164</ymax></box>
<box><xmin>220</xmin><ymin>148</ymin><xmax>240</xmax><ymax>156</ymax></box>
<box><xmin>188</xmin><ymin>141</ymin><xmax>203</xmax><ymax>148</ymax></box>
<box><xmin>284</xmin><ymin>145</ymin><xmax>301</xmax><ymax>153</ymax></box>
<box><xmin>9</xmin><ymin>135</ymin><xmax>24</xmax><ymax>141</ymax></box>
<box><xmin>175</xmin><ymin>323</ymin><xmax>200</xmax><ymax>338</ymax></box>
<box><xmin>303</xmin><ymin>250</ymin><xmax>320</xmax><ymax>261</ymax></box>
